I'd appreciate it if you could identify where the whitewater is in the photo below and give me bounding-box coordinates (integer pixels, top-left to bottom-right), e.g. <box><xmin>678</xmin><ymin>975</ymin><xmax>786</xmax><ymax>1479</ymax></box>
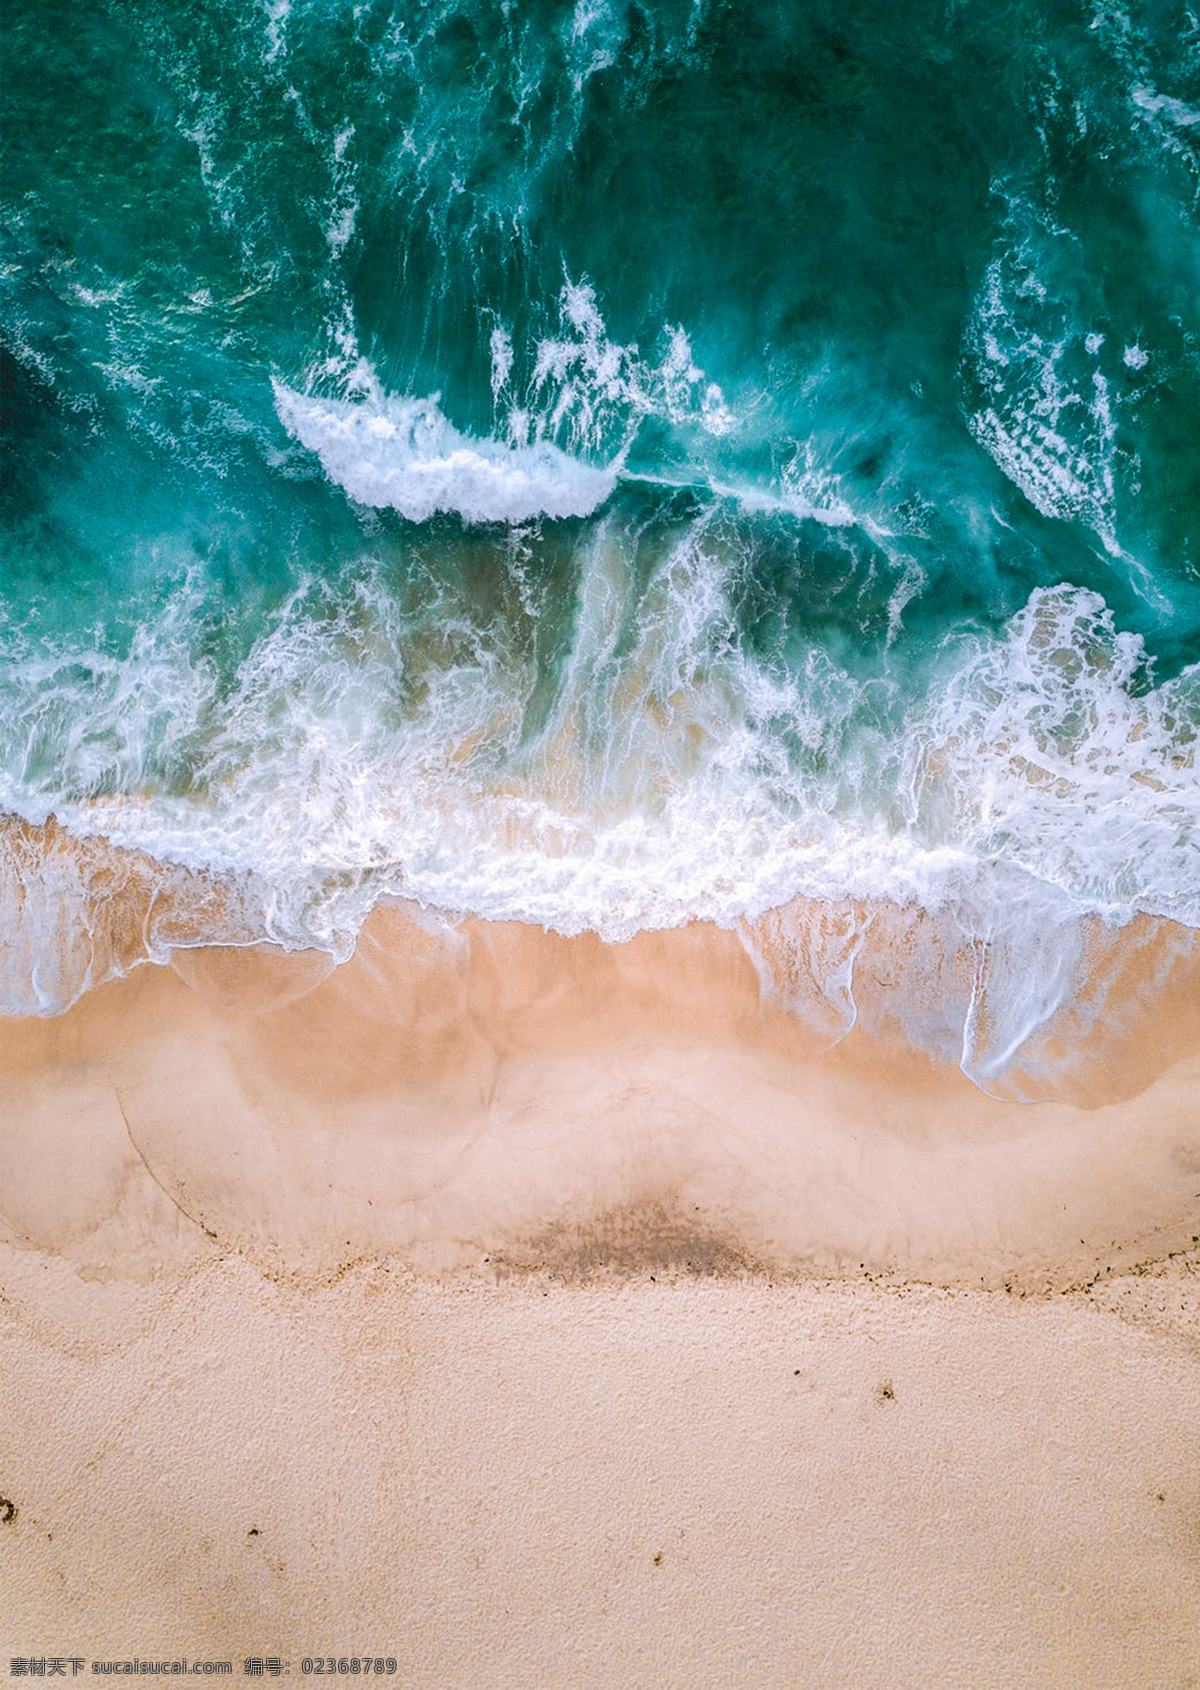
<box><xmin>3</xmin><ymin>0</ymin><xmax>1198</xmax><ymax>1089</ymax></box>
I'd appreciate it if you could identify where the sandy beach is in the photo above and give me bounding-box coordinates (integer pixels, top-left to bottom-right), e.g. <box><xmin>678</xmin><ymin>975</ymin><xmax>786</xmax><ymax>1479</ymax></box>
<box><xmin>3</xmin><ymin>836</ymin><xmax>1200</xmax><ymax>1683</ymax></box>
<box><xmin>7</xmin><ymin>0</ymin><xmax>1200</xmax><ymax>1673</ymax></box>
<box><xmin>1</xmin><ymin>1249</ymin><xmax>1197</xmax><ymax>1688</ymax></box>
<box><xmin>3</xmin><ymin>856</ymin><xmax>1199</xmax><ymax>1286</ymax></box>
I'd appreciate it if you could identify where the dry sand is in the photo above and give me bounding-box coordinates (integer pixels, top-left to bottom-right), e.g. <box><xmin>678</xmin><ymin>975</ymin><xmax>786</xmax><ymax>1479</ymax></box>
<box><xmin>3</xmin><ymin>849</ymin><xmax>1200</xmax><ymax>1683</ymax></box>
<box><xmin>2</xmin><ymin>1252</ymin><xmax>1198</xmax><ymax>1687</ymax></box>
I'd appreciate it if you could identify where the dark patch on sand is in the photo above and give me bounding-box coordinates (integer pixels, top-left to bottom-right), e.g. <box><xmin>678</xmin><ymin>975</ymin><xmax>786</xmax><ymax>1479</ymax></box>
<box><xmin>488</xmin><ymin>1200</ymin><xmax>766</xmax><ymax>1283</ymax></box>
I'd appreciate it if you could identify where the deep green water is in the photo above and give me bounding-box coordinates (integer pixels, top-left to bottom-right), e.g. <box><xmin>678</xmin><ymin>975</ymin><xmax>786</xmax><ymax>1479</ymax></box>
<box><xmin>2</xmin><ymin>0</ymin><xmax>1198</xmax><ymax>1076</ymax></box>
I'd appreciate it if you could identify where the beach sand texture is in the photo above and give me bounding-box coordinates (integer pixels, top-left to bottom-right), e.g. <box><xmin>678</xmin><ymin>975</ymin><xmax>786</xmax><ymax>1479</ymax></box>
<box><xmin>2</xmin><ymin>839</ymin><xmax>1200</xmax><ymax>1684</ymax></box>
<box><xmin>7</xmin><ymin>0</ymin><xmax>1200</xmax><ymax>1673</ymax></box>
<box><xmin>2</xmin><ymin>1253</ymin><xmax>1198</xmax><ymax>1688</ymax></box>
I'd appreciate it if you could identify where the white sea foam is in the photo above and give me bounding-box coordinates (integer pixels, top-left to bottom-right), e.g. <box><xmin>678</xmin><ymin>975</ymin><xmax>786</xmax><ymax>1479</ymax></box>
<box><xmin>964</xmin><ymin>228</ymin><xmax>1125</xmax><ymax>550</ymax></box>
<box><xmin>1131</xmin><ymin>86</ymin><xmax>1200</xmax><ymax>128</ymax></box>
<box><xmin>1130</xmin><ymin>80</ymin><xmax>1200</xmax><ymax>180</ymax></box>
<box><xmin>277</xmin><ymin>278</ymin><xmax>745</xmax><ymax>523</ymax></box>
<box><xmin>523</xmin><ymin>278</ymin><xmax>738</xmax><ymax>457</ymax></box>
<box><xmin>2</xmin><ymin>531</ymin><xmax>1197</xmax><ymax>1091</ymax></box>
<box><xmin>961</xmin><ymin>203</ymin><xmax>1176</xmax><ymax>611</ymax></box>
<box><xmin>489</xmin><ymin>326</ymin><xmax>514</xmax><ymax>400</ymax></box>
<box><xmin>905</xmin><ymin>585</ymin><xmax>1200</xmax><ymax>923</ymax></box>
<box><xmin>566</xmin><ymin>0</ymin><xmax>624</xmax><ymax>92</ymax></box>
<box><xmin>273</xmin><ymin>379</ymin><xmax>616</xmax><ymax>523</ymax></box>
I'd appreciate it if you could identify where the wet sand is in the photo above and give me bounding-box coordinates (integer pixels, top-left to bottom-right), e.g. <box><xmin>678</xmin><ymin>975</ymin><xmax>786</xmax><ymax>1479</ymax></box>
<box><xmin>3</xmin><ymin>898</ymin><xmax>1199</xmax><ymax>1286</ymax></box>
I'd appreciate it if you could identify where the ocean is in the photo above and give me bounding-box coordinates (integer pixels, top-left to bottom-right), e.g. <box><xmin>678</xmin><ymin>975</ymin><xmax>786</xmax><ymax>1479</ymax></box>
<box><xmin>2</xmin><ymin>0</ymin><xmax>1198</xmax><ymax>1086</ymax></box>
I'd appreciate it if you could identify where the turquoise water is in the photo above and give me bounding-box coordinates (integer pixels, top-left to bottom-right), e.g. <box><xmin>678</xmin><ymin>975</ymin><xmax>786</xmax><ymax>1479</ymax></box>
<box><xmin>2</xmin><ymin>0</ymin><xmax>1198</xmax><ymax>1075</ymax></box>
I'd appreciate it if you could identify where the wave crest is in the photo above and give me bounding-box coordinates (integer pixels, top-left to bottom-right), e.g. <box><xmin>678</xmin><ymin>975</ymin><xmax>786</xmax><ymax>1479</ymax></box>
<box><xmin>273</xmin><ymin>379</ymin><xmax>616</xmax><ymax>524</ymax></box>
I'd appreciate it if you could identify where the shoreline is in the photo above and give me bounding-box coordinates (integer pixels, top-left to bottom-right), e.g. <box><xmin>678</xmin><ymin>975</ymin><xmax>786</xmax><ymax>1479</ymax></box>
<box><xmin>3</xmin><ymin>891</ymin><xmax>1199</xmax><ymax>1289</ymax></box>
<box><xmin>4</xmin><ymin>827</ymin><xmax>1199</xmax><ymax>1681</ymax></box>
<box><xmin>6</xmin><ymin>812</ymin><xmax>1197</xmax><ymax>1080</ymax></box>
